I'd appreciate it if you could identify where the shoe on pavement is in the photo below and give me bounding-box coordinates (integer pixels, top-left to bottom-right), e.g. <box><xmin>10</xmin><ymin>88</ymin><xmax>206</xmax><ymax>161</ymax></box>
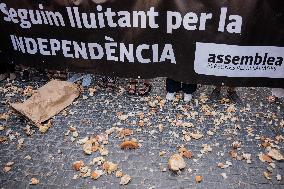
<box><xmin>0</xmin><ymin>73</ymin><xmax>8</xmax><ymax>82</ymax></box>
<box><xmin>210</xmin><ymin>89</ymin><xmax>221</xmax><ymax>101</ymax></box>
<box><xmin>184</xmin><ymin>93</ymin><xmax>192</xmax><ymax>102</ymax></box>
<box><xmin>22</xmin><ymin>70</ymin><xmax>30</xmax><ymax>81</ymax></box>
<box><xmin>227</xmin><ymin>91</ymin><xmax>242</xmax><ymax>105</ymax></box>
<box><xmin>166</xmin><ymin>92</ymin><xmax>175</xmax><ymax>101</ymax></box>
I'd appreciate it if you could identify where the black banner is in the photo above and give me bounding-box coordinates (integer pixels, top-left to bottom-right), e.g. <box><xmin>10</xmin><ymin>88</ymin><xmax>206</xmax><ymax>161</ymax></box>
<box><xmin>0</xmin><ymin>0</ymin><xmax>283</xmax><ymax>87</ymax></box>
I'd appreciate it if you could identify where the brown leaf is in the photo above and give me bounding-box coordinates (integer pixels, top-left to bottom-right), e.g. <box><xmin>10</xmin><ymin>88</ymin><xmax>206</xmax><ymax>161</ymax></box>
<box><xmin>0</xmin><ymin>136</ymin><xmax>7</xmax><ymax>143</ymax></box>
<box><xmin>168</xmin><ymin>154</ymin><xmax>186</xmax><ymax>171</ymax></box>
<box><xmin>178</xmin><ymin>147</ymin><xmax>193</xmax><ymax>159</ymax></box>
<box><xmin>4</xmin><ymin>166</ymin><xmax>11</xmax><ymax>172</ymax></box>
<box><xmin>232</xmin><ymin>141</ymin><xmax>241</xmax><ymax>149</ymax></box>
<box><xmin>229</xmin><ymin>150</ymin><xmax>238</xmax><ymax>159</ymax></box>
<box><xmin>261</xmin><ymin>142</ymin><xmax>270</xmax><ymax>148</ymax></box>
<box><xmin>116</xmin><ymin>170</ymin><xmax>124</xmax><ymax>178</ymax></box>
<box><xmin>73</xmin><ymin>161</ymin><xmax>84</xmax><ymax>171</ymax></box>
<box><xmin>259</xmin><ymin>154</ymin><xmax>273</xmax><ymax>163</ymax></box>
<box><xmin>120</xmin><ymin>140</ymin><xmax>139</xmax><ymax>149</ymax></box>
<box><xmin>195</xmin><ymin>175</ymin><xmax>203</xmax><ymax>183</ymax></box>
<box><xmin>69</xmin><ymin>127</ymin><xmax>77</xmax><ymax>132</ymax></box>
<box><xmin>118</xmin><ymin>129</ymin><xmax>133</xmax><ymax>138</ymax></box>
<box><xmin>263</xmin><ymin>171</ymin><xmax>271</xmax><ymax>180</ymax></box>
<box><xmin>83</xmin><ymin>140</ymin><xmax>93</xmax><ymax>155</ymax></box>
<box><xmin>217</xmin><ymin>163</ymin><xmax>225</xmax><ymax>169</ymax></box>
<box><xmin>91</xmin><ymin>170</ymin><xmax>103</xmax><ymax>180</ymax></box>
<box><xmin>102</xmin><ymin>162</ymin><xmax>118</xmax><ymax>174</ymax></box>
<box><xmin>30</xmin><ymin>178</ymin><xmax>39</xmax><ymax>185</ymax></box>
<box><xmin>138</xmin><ymin>120</ymin><xmax>145</xmax><ymax>127</ymax></box>
<box><xmin>190</xmin><ymin>132</ymin><xmax>203</xmax><ymax>140</ymax></box>
<box><xmin>117</xmin><ymin>114</ymin><xmax>128</xmax><ymax>121</ymax></box>
<box><xmin>268</xmin><ymin>149</ymin><xmax>284</xmax><ymax>161</ymax></box>
<box><xmin>120</xmin><ymin>174</ymin><xmax>131</xmax><ymax>185</ymax></box>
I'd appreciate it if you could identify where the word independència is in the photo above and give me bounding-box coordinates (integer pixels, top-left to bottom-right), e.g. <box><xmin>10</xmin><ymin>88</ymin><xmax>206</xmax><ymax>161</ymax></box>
<box><xmin>10</xmin><ymin>34</ymin><xmax>177</xmax><ymax>64</ymax></box>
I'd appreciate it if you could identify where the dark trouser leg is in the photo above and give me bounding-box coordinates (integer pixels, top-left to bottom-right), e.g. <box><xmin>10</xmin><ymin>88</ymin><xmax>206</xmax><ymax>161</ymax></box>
<box><xmin>7</xmin><ymin>62</ymin><xmax>15</xmax><ymax>73</ymax></box>
<box><xmin>182</xmin><ymin>83</ymin><xmax>197</xmax><ymax>94</ymax></box>
<box><xmin>166</xmin><ymin>78</ymin><xmax>181</xmax><ymax>93</ymax></box>
<box><xmin>0</xmin><ymin>62</ymin><xmax>8</xmax><ymax>74</ymax></box>
<box><xmin>210</xmin><ymin>86</ymin><xmax>221</xmax><ymax>101</ymax></box>
<box><xmin>227</xmin><ymin>87</ymin><xmax>236</xmax><ymax>93</ymax></box>
<box><xmin>214</xmin><ymin>86</ymin><xmax>222</xmax><ymax>92</ymax></box>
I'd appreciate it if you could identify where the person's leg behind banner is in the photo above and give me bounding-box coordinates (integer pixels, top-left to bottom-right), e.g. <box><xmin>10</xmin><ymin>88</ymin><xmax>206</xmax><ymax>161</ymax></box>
<box><xmin>105</xmin><ymin>76</ymin><xmax>116</xmax><ymax>89</ymax></box>
<box><xmin>227</xmin><ymin>87</ymin><xmax>242</xmax><ymax>104</ymax></box>
<box><xmin>99</xmin><ymin>76</ymin><xmax>116</xmax><ymax>89</ymax></box>
<box><xmin>127</xmin><ymin>79</ymin><xmax>137</xmax><ymax>95</ymax></box>
<box><xmin>127</xmin><ymin>79</ymin><xmax>152</xmax><ymax>96</ymax></box>
<box><xmin>138</xmin><ymin>79</ymin><xmax>152</xmax><ymax>96</ymax></box>
<box><xmin>209</xmin><ymin>86</ymin><xmax>222</xmax><ymax>101</ymax></box>
<box><xmin>0</xmin><ymin>55</ymin><xmax>16</xmax><ymax>82</ymax></box>
<box><xmin>166</xmin><ymin>78</ymin><xmax>181</xmax><ymax>101</ymax></box>
<box><xmin>210</xmin><ymin>86</ymin><xmax>242</xmax><ymax>104</ymax></box>
<box><xmin>182</xmin><ymin>83</ymin><xmax>197</xmax><ymax>102</ymax></box>
<box><xmin>0</xmin><ymin>62</ymin><xmax>8</xmax><ymax>82</ymax></box>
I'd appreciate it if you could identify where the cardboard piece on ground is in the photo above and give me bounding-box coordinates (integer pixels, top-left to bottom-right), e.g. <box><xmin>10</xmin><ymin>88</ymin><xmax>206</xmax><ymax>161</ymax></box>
<box><xmin>10</xmin><ymin>80</ymin><xmax>80</xmax><ymax>125</ymax></box>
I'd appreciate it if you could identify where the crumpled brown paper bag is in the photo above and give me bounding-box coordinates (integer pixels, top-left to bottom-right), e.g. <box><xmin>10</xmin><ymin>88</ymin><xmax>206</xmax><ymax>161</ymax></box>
<box><xmin>10</xmin><ymin>80</ymin><xmax>80</xmax><ymax>125</ymax></box>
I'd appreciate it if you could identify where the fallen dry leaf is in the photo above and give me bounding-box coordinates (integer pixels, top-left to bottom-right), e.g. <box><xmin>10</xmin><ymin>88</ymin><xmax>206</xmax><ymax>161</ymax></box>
<box><xmin>38</xmin><ymin>120</ymin><xmax>53</xmax><ymax>134</ymax></box>
<box><xmin>221</xmin><ymin>173</ymin><xmax>228</xmax><ymax>179</ymax></box>
<box><xmin>190</xmin><ymin>132</ymin><xmax>203</xmax><ymax>140</ymax></box>
<box><xmin>178</xmin><ymin>147</ymin><xmax>193</xmax><ymax>159</ymax></box>
<box><xmin>69</xmin><ymin>126</ymin><xmax>77</xmax><ymax>132</ymax></box>
<box><xmin>120</xmin><ymin>140</ymin><xmax>139</xmax><ymax>149</ymax></box>
<box><xmin>259</xmin><ymin>154</ymin><xmax>273</xmax><ymax>163</ymax></box>
<box><xmin>95</xmin><ymin>134</ymin><xmax>108</xmax><ymax>143</ymax></box>
<box><xmin>99</xmin><ymin>147</ymin><xmax>109</xmax><ymax>156</ymax></box>
<box><xmin>268</xmin><ymin>149</ymin><xmax>284</xmax><ymax>161</ymax></box>
<box><xmin>83</xmin><ymin>140</ymin><xmax>93</xmax><ymax>155</ymax></box>
<box><xmin>39</xmin><ymin>125</ymin><xmax>49</xmax><ymax>133</ymax></box>
<box><xmin>201</xmin><ymin>144</ymin><xmax>212</xmax><ymax>154</ymax></box>
<box><xmin>159</xmin><ymin>151</ymin><xmax>166</xmax><ymax>156</ymax></box>
<box><xmin>30</xmin><ymin>178</ymin><xmax>39</xmax><ymax>185</ymax></box>
<box><xmin>17</xmin><ymin>138</ymin><xmax>24</xmax><ymax>150</ymax></box>
<box><xmin>102</xmin><ymin>162</ymin><xmax>118</xmax><ymax>174</ymax></box>
<box><xmin>73</xmin><ymin>161</ymin><xmax>84</xmax><ymax>171</ymax></box>
<box><xmin>0</xmin><ymin>136</ymin><xmax>7</xmax><ymax>144</ymax></box>
<box><xmin>6</xmin><ymin>162</ymin><xmax>14</xmax><ymax>166</ymax></box>
<box><xmin>120</xmin><ymin>174</ymin><xmax>131</xmax><ymax>185</ymax></box>
<box><xmin>118</xmin><ymin>129</ymin><xmax>133</xmax><ymax>138</ymax></box>
<box><xmin>4</xmin><ymin>166</ymin><xmax>11</xmax><ymax>172</ymax></box>
<box><xmin>88</xmin><ymin>88</ymin><xmax>97</xmax><ymax>96</ymax></box>
<box><xmin>276</xmin><ymin>174</ymin><xmax>282</xmax><ymax>181</ymax></box>
<box><xmin>229</xmin><ymin>150</ymin><xmax>238</xmax><ymax>159</ymax></box>
<box><xmin>3</xmin><ymin>162</ymin><xmax>14</xmax><ymax>172</ymax></box>
<box><xmin>91</xmin><ymin>170</ymin><xmax>103</xmax><ymax>180</ymax></box>
<box><xmin>227</xmin><ymin>105</ymin><xmax>236</xmax><ymax>113</ymax></box>
<box><xmin>168</xmin><ymin>154</ymin><xmax>186</xmax><ymax>171</ymax></box>
<box><xmin>232</xmin><ymin>141</ymin><xmax>241</xmax><ymax>149</ymax></box>
<box><xmin>263</xmin><ymin>171</ymin><xmax>271</xmax><ymax>180</ymax></box>
<box><xmin>242</xmin><ymin>153</ymin><xmax>252</xmax><ymax>164</ymax></box>
<box><xmin>0</xmin><ymin>113</ymin><xmax>9</xmax><ymax>121</ymax></box>
<box><xmin>90</xmin><ymin>157</ymin><xmax>105</xmax><ymax>166</ymax></box>
<box><xmin>116</xmin><ymin>170</ymin><xmax>124</xmax><ymax>178</ymax></box>
<box><xmin>217</xmin><ymin>161</ymin><xmax>232</xmax><ymax>169</ymax></box>
<box><xmin>158</xmin><ymin>124</ymin><xmax>164</xmax><ymax>132</ymax></box>
<box><xmin>195</xmin><ymin>175</ymin><xmax>203</xmax><ymax>183</ymax></box>
<box><xmin>117</xmin><ymin>114</ymin><xmax>128</xmax><ymax>121</ymax></box>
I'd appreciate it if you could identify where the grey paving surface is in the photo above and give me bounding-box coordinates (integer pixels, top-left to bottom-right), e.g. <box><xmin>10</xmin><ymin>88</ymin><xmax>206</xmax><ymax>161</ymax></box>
<box><xmin>0</xmin><ymin>74</ymin><xmax>283</xmax><ymax>189</ymax></box>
